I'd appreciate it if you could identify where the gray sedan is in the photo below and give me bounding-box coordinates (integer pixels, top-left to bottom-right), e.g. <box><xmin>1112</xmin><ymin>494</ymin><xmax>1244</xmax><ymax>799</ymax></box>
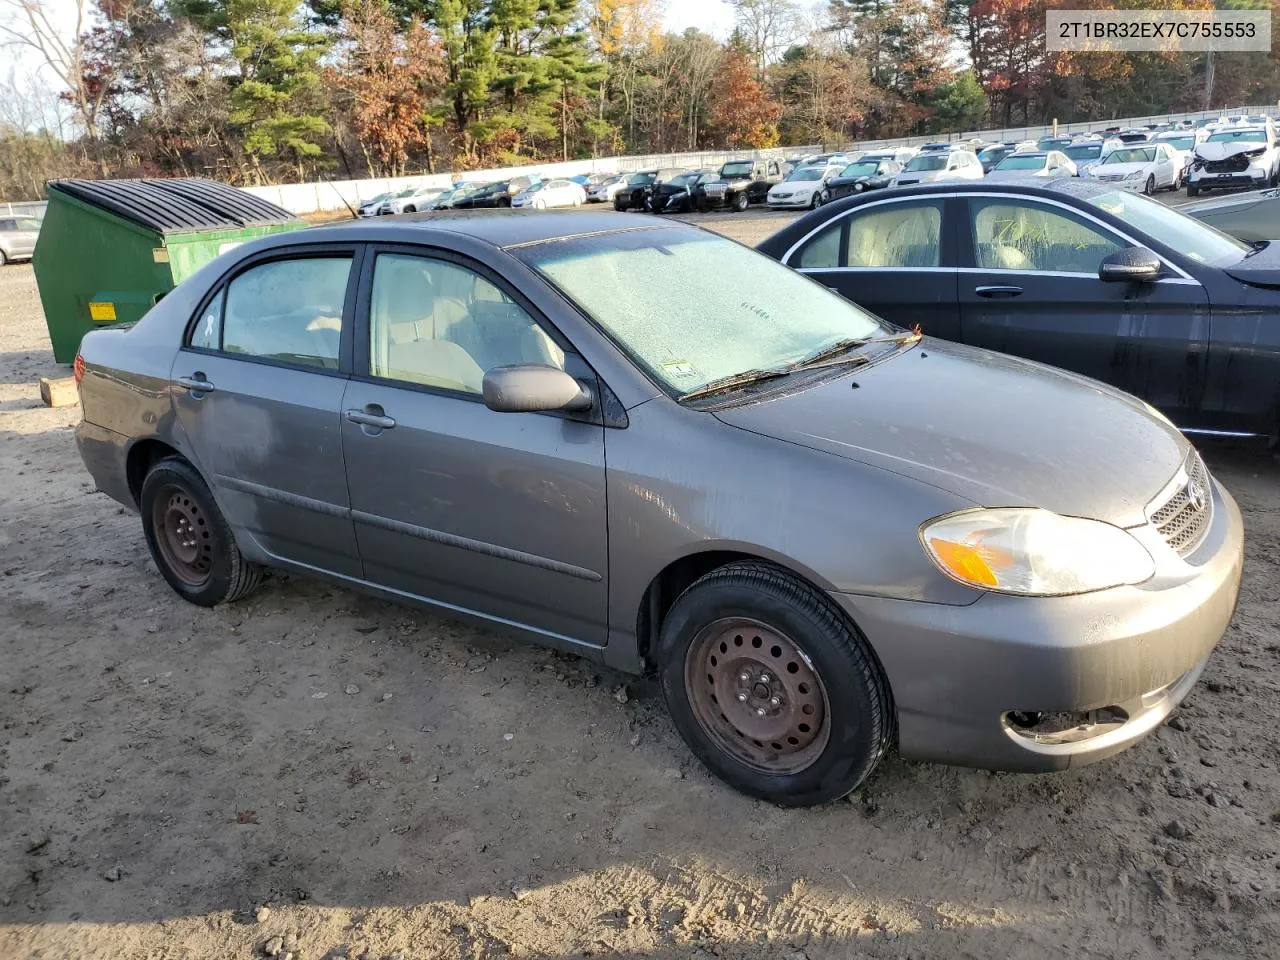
<box><xmin>73</xmin><ymin>212</ymin><xmax>1243</xmax><ymax>806</ymax></box>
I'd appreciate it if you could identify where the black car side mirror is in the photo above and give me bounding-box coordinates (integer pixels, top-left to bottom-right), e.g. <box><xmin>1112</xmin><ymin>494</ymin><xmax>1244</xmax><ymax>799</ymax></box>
<box><xmin>483</xmin><ymin>364</ymin><xmax>593</xmax><ymax>414</ymax></box>
<box><xmin>1099</xmin><ymin>247</ymin><xmax>1162</xmax><ymax>283</ymax></box>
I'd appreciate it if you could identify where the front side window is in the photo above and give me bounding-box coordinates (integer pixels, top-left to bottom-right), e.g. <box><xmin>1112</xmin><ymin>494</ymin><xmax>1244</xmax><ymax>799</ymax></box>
<box><xmin>221</xmin><ymin>257</ymin><xmax>351</xmax><ymax>368</ymax></box>
<box><xmin>368</xmin><ymin>254</ymin><xmax>563</xmax><ymax>395</ymax></box>
<box><xmin>970</xmin><ymin>200</ymin><xmax>1122</xmax><ymax>273</ymax></box>
<box><xmin>516</xmin><ymin>228</ymin><xmax>887</xmax><ymax>396</ymax></box>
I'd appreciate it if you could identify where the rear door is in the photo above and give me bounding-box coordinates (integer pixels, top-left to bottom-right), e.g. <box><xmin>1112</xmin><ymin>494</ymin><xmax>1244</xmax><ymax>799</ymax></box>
<box><xmin>784</xmin><ymin>195</ymin><xmax>962</xmax><ymax>340</ymax></box>
<box><xmin>340</xmin><ymin>246</ymin><xmax>610</xmax><ymax>644</ymax></box>
<box><xmin>957</xmin><ymin>194</ymin><xmax>1212</xmax><ymax>425</ymax></box>
<box><xmin>172</xmin><ymin>245</ymin><xmax>363</xmax><ymax>576</ymax></box>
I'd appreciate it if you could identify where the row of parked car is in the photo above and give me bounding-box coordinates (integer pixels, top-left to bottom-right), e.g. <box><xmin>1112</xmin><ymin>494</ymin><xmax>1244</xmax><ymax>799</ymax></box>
<box><xmin>357</xmin><ymin>173</ymin><xmax>602</xmax><ymax>217</ymax></box>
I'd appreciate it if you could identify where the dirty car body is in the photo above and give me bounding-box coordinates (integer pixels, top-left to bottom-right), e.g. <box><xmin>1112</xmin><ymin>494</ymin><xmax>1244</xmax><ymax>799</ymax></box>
<box><xmin>74</xmin><ymin>212</ymin><xmax>1243</xmax><ymax>805</ymax></box>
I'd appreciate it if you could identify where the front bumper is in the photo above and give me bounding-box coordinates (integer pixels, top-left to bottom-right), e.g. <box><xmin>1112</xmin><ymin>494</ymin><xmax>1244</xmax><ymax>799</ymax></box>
<box><xmin>1190</xmin><ymin>169</ymin><xmax>1269</xmax><ymax>189</ymax></box>
<box><xmin>767</xmin><ymin>194</ymin><xmax>814</xmax><ymax>208</ymax></box>
<box><xmin>831</xmin><ymin>477</ymin><xmax>1243</xmax><ymax>773</ymax></box>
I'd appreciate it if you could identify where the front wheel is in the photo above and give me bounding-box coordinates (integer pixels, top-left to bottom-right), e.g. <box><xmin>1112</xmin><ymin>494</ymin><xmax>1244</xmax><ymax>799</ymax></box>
<box><xmin>140</xmin><ymin>457</ymin><xmax>263</xmax><ymax>606</ymax></box>
<box><xmin>732</xmin><ymin>191</ymin><xmax>749</xmax><ymax>213</ymax></box>
<box><xmin>1186</xmin><ymin>183</ymin><xmax>1199</xmax><ymax>197</ymax></box>
<box><xmin>403</xmin><ymin>205</ymin><xmax>416</xmax><ymax>213</ymax></box>
<box><xmin>817</xmin><ymin>189</ymin><xmax>830</xmax><ymax>206</ymax></box>
<box><xmin>614</xmin><ymin>200</ymin><xmax>627</xmax><ymax>212</ymax></box>
<box><xmin>1144</xmin><ymin>175</ymin><xmax>1155</xmax><ymax>196</ymax></box>
<box><xmin>658</xmin><ymin>561</ymin><xmax>894</xmax><ymax>807</ymax></box>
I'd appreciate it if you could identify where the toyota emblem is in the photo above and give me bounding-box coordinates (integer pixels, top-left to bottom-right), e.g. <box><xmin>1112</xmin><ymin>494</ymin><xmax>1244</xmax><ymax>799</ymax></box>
<box><xmin>1187</xmin><ymin>478</ymin><xmax>1207</xmax><ymax>512</ymax></box>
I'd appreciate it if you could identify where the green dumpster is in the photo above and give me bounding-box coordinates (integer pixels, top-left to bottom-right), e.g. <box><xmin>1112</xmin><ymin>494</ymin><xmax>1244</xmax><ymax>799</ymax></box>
<box><xmin>34</xmin><ymin>178</ymin><xmax>304</xmax><ymax>363</ymax></box>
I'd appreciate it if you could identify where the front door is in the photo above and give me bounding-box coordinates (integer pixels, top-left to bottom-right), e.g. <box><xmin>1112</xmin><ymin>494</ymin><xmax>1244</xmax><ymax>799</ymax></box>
<box><xmin>172</xmin><ymin>250</ymin><xmax>362</xmax><ymax>576</ymax></box>
<box><xmin>341</xmin><ymin>248</ymin><xmax>610</xmax><ymax>645</ymax></box>
<box><xmin>957</xmin><ymin>195</ymin><xmax>1211</xmax><ymax>426</ymax></box>
<box><xmin>787</xmin><ymin>196</ymin><xmax>961</xmax><ymax>341</ymax></box>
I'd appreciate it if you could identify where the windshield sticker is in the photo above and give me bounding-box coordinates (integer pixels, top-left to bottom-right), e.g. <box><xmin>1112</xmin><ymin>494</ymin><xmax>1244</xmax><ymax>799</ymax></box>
<box><xmin>660</xmin><ymin>360</ymin><xmax>699</xmax><ymax>381</ymax></box>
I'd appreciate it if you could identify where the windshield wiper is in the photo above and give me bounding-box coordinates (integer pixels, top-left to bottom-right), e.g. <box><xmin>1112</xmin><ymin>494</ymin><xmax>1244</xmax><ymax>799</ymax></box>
<box><xmin>791</xmin><ymin>328</ymin><xmax>922</xmax><ymax>371</ymax></box>
<box><xmin>678</xmin><ymin>366</ymin><xmax>793</xmax><ymax>403</ymax></box>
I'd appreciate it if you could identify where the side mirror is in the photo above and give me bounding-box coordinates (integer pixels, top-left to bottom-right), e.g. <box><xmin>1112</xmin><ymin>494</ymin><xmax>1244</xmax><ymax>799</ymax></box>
<box><xmin>1099</xmin><ymin>247</ymin><xmax>1162</xmax><ymax>283</ymax></box>
<box><xmin>482</xmin><ymin>364</ymin><xmax>592</xmax><ymax>414</ymax></box>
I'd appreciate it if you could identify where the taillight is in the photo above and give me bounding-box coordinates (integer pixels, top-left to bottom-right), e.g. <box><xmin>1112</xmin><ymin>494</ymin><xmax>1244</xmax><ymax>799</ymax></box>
<box><xmin>74</xmin><ymin>352</ymin><xmax>86</xmax><ymax>385</ymax></box>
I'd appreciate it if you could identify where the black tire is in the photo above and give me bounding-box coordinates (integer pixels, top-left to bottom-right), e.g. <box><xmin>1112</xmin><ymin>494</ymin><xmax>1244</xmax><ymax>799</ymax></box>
<box><xmin>140</xmin><ymin>457</ymin><xmax>262</xmax><ymax>607</ymax></box>
<box><xmin>732</xmin><ymin>191</ymin><xmax>749</xmax><ymax>213</ymax></box>
<box><xmin>1144</xmin><ymin>175</ymin><xmax>1155</xmax><ymax>196</ymax></box>
<box><xmin>657</xmin><ymin>560</ymin><xmax>893</xmax><ymax>807</ymax></box>
<box><xmin>0</xmin><ymin>249</ymin><xmax>7</xmax><ymax>266</ymax></box>
<box><xmin>1186</xmin><ymin>183</ymin><xmax>1199</xmax><ymax>197</ymax></box>
<box><xmin>403</xmin><ymin>205</ymin><xmax>416</xmax><ymax>213</ymax></box>
<box><xmin>614</xmin><ymin>199</ymin><xmax>626</xmax><ymax>212</ymax></box>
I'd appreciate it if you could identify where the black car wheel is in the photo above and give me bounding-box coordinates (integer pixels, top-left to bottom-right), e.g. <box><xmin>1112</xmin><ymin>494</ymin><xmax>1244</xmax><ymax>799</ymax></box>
<box><xmin>403</xmin><ymin>205</ymin><xmax>416</xmax><ymax>213</ymax></box>
<box><xmin>140</xmin><ymin>457</ymin><xmax>263</xmax><ymax>606</ymax></box>
<box><xmin>658</xmin><ymin>560</ymin><xmax>894</xmax><ymax>807</ymax></box>
<box><xmin>1186</xmin><ymin>183</ymin><xmax>1199</xmax><ymax>197</ymax></box>
<box><xmin>614</xmin><ymin>199</ymin><xmax>627</xmax><ymax>212</ymax></box>
<box><xmin>1144</xmin><ymin>175</ymin><xmax>1155</xmax><ymax>196</ymax></box>
<box><xmin>817</xmin><ymin>189</ymin><xmax>830</xmax><ymax>206</ymax></box>
<box><xmin>732</xmin><ymin>191</ymin><xmax>749</xmax><ymax>213</ymax></box>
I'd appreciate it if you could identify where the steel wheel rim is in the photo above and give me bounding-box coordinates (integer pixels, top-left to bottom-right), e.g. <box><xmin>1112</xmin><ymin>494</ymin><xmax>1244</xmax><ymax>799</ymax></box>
<box><xmin>152</xmin><ymin>483</ymin><xmax>213</xmax><ymax>586</ymax></box>
<box><xmin>684</xmin><ymin>617</ymin><xmax>831</xmax><ymax>775</ymax></box>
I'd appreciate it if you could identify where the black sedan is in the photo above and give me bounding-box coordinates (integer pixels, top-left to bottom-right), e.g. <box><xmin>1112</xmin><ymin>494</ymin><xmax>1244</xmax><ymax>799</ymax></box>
<box><xmin>819</xmin><ymin>158</ymin><xmax>902</xmax><ymax>204</ymax></box>
<box><xmin>451</xmin><ymin>176</ymin><xmax>540</xmax><ymax>209</ymax></box>
<box><xmin>647</xmin><ymin>170</ymin><xmax>719</xmax><ymax>213</ymax></box>
<box><xmin>757</xmin><ymin>180</ymin><xmax>1280</xmax><ymax>439</ymax></box>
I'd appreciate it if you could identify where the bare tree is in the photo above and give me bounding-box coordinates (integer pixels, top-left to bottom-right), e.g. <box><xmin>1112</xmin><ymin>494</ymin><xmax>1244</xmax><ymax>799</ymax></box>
<box><xmin>0</xmin><ymin>0</ymin><xmax>106</xmax><ymax>139</ymax></box>
<box><xmin>0</xmin><ymin>65</ymin><xmax>68</xmax><ymax>135</ymax></box>
<box><xmin>729</xmin><ymin>0</ymin><xmax>798</xmax><ymax>76</ymax></box>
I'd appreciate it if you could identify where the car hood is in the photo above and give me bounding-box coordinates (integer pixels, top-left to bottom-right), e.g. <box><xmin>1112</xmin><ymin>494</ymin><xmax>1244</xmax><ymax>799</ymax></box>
<box><xmin>772</xmin><ymin>181</ymin><xmax>819</xmax><ymax>193</ymax></box>
<box><xmin>897</xmin><ymin>170</ymin><xmax>942</xmax><ymax>182</ymax></box>
<box><xmin>713</xmin><ymin>338</ymin><xmax>1187</xmax><ymax>527</ymax></box>
<box><xmin>1221</xmin><ymin>241</ymin><xmax>1280</xmax><ymax>288</ymax></box>
<box><xmin>1196</xmin><ymin>141</ymin><xmax>1268</xmax><ymax>160</ymax></box>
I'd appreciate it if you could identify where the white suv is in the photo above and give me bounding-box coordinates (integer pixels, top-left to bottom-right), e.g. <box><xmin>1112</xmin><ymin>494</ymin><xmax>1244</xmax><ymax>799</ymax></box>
<box><xmin>1187</xmin><ymin>121</ymin><xmax>1279</xmax><ymax>196</ymax></box>
<box><xmin>891</xmin><ymin>149</ymin><xmax>984</xmax><ymax>187</ymax></box>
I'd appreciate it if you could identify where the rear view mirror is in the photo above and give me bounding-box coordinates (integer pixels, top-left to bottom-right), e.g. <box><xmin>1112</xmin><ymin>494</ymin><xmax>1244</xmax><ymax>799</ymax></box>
<box><xmin>483</xmin><ymin>364</ymin><xmax>592</xmax><ymax>414</ymax></box>
<box><xmin>1099</xmin><ymin>247</ymin><xmax>1162</xmax><ymax>283</ymax></box>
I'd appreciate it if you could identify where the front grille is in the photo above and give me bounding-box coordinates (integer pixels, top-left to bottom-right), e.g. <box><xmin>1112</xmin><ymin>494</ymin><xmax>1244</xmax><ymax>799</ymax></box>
<box><xmin>1148</xmin><ymin>451</ymin><xmax>1213</xmax><ymax>556</ymax></box>
<box><xmin>1202</xmin><ymin>154</ymin><xmax>1249</xmax><ymax>174</ymax></box>
<box><xmin>1094</xmin><ymin>173</ymin><xmax>1125</xmax><ymax>183</ymax></box>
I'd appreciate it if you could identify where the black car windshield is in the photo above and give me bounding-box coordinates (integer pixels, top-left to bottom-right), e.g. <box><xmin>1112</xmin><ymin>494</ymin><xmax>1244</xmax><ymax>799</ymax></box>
<box><xmin>1064</xmin><ymin>144</ymin><xmax>1102</xmax><ymax>160</ymax></box>
<box><xmin>839</xmin><ymin>161</ymin><xmax>879</xmax><ymax>177</ymax></box>
<box><xmin>995</xmin><ymin>155</ymin><xmax>1047</xmax><ymax>170</ymax></box>
<box><xmin>1084</xmin><ymin>190</ymin><xmax>1251</xmax><ymax>266</ymax></box>
<box><xmin>516</xmin><ymin>228</ymin><xmax>888</xmax><ymax>396</ymax></box>
<box><xmin>721</xmin><ymin>161</ymin><xmax>753</xmax><ymax>176</ymax></box>
<box><xmin>1207</xmin><ymin>129</ymin><xmax>1268</xmax><ymax>143</ymax></box>
<box><xmin>787</xmin><ymin>167</ymin><xmax>825</xmax><ymax>181</ymax></box>
<box><xmin>903</xmin><ymin>155</ymin><xmax>946</xmax><ymax>172</ymax></box>
<box><xmin>1104</xmin><ymin>147</ymin><xmax>1157</xmax><ymax>163</ymax></box>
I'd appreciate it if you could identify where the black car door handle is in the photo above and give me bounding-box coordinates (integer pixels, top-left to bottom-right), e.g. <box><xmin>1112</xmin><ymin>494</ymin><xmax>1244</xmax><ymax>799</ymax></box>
<box><xmin>176</xmin><ymin>375</ymin><xmax>215</xmax><ymax>393</ymax></box>
<box><xmin>974</xmin><ymin>285</ymin><xmax>1024</xmax><ymax>298</ymax></box>
<box><xmin>344</xmin><ymin>408</ymin><xmax>396</xmax><ymax>430</ymax></box>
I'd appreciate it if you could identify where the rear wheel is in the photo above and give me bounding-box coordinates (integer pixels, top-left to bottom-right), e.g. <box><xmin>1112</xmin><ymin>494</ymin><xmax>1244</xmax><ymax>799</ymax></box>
<box><xmin>732</xmin><ymin>191</ymin><xmax>749</xmax><ymax>213</ymax></box>
<box><xmin>658</xmin><ymin>561</ymin><xmax>893</xmax><ymax>807</ymax></box>
<box><xmin>140</xmin><ymin>457</ymin><xmax>262</xmax><ymax>607</ymax></box>
<box><xmin>817</xmin><ymin>189</ymin><xmax>831</xmax><ymax>206</ymax></box>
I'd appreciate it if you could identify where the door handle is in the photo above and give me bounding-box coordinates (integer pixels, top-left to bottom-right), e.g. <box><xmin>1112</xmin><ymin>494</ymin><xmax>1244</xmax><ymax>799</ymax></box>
<box><xmin>974</xmin><ymin>285</ymin><xmax>1024</xmax><ymax>298</ymax></box>
<box><xmin>344</xmin><ymin>407</ymin><xmax>396</xmax><ymax>430</ymax></box>
<box><xmin>176</xmin><ymin>375</ymin><xmax>216</xmax><ymax>394</ymax></box>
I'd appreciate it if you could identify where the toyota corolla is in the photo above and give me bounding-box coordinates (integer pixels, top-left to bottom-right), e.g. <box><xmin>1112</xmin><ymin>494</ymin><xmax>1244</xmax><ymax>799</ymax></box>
<box><xmin>73</xmin><ymin>212</ymin><xmax>1243</xmax><ymax>807</ymax></box>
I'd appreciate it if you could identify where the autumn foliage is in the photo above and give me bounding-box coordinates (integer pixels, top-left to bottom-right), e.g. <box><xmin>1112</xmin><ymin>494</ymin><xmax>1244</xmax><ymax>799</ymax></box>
<box><xmin>709</xmin><ymin>50</ymin><xmax>782</xmax><ymax>149</ymax></box>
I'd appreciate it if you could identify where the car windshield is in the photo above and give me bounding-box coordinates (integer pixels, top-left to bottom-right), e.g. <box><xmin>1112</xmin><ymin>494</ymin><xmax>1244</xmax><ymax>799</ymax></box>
<box><xmin>1158</xmin><ymin>136</ymin><xmax>1195</xmax><ymax>150</ymax></box>
<box><xmin>1104</xmin><ymin>147</ymin><xmax>1156</xmax><ymax>163</ymax></box>
<box><xmin>787</xmin><ymin>168</ymin><xmax>825</xmax><ymax>181</ymax></box>
<box><xmin>515</xmin><ymin>228</ymin><xmax>888</xmax><ymax>396</ymax></box>
<box><xmin>629</xmin><ymin>173</ymin><xmax>655</xmax><ymax>184</ymax></box>
<box><xmin>978</xmin><ymin>147</ymin><xmax>1010</xmax><ymax>160</ymax></box>
<box><xmin>995</xmin><ymin>155</ymin><xmax>1047</xmax><ymax>170</ymax></box>
<box><xmin>523</xmin><ymin>182</ymin><xmax>545</xmax><ymax>193</ymax></box>
<box><xmin>838</xmin><ymin>162</ymin><xmax>879</xmax><ymax>177</ymax></box>
<box><xmin>1064</xmin><ymin>144</ymin><xmax>1102</xmax><ymax>160</ymax></box>
<box><xmin>1084</xmin><ymin>190</ymin><xmax>1251</xmax><ymax>266</ymax></box>
<box><xmin>1037</xmin><ymin>139</ymin><xmax>1069</xmax><ymax>150</ymax></box>
<box><xmin>903</xmin><ymin>155</ymin><xmax>946</xmax><ymax>172</ymax></box>
<box><xmin>721</xmin><ymin>161</ymin><xmax>753</xmax><ymax>177</ymax></box>
<box><xmin>1208</xmin><ymin>130</ymin><xmax>1267</xmax><ymax>143</ymax></box>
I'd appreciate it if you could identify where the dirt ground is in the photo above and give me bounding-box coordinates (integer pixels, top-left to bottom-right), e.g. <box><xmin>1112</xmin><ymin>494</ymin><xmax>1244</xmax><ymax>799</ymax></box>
<box><xmin>3</xmin><ymin>209</ymin><xmax>1280</xmax><ymax>960</ymax></box>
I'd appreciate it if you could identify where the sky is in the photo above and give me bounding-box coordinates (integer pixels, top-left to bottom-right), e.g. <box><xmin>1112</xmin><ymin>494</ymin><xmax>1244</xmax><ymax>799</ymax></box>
<box><xmin>664</xmin><ymin>0</ymin><xmax>739</xmax><ymax>37</ymax></box>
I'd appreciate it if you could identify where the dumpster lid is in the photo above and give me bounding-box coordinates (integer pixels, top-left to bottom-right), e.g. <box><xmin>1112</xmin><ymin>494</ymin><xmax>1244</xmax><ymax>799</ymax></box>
<box><xmin>47</xmin><ymin>178</ymin><xmax>298</xmax><ymax>234</ymax></box>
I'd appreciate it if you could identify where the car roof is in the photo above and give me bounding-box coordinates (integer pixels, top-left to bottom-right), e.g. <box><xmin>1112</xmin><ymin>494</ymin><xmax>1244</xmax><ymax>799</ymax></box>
<box><xmin>283</xmin><ymin>210</ymin><xmax>693</xmax><ymax>251</ymax></box>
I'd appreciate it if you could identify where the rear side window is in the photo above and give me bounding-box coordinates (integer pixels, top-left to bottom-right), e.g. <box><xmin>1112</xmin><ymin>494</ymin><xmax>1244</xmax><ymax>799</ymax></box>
<box><xmin>190</xmin><ymin>289</ymin><xmax>224</xmax><ymax>350</ymax></box>
<box><xmin>214</xmin><ymin>257</ymin><xmax>352</xmax><ymax>369</ymax></box>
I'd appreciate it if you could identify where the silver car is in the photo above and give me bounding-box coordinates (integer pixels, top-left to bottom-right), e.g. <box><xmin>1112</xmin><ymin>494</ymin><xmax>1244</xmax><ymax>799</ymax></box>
<box><xmin>73</xmin><ymin>213</ymin><xmax>1243</xmax><ymax>806</ymax></box>
<box><xmin>0</xmin><ymin>214</ymin><xmax>40</xmax><ymax>264</ymax></box>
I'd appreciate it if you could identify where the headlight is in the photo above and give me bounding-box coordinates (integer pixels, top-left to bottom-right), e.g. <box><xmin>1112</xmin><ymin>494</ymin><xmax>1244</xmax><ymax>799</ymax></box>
<box><xmin>1124</xmin><ymin>170</ymin><xmax>1143</xmax><ymax>180</ymax></box>
<box><xmin>920</xmin><ymin>508</ymin><xmax>1155</xmax><ymax>596</ymax></box>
